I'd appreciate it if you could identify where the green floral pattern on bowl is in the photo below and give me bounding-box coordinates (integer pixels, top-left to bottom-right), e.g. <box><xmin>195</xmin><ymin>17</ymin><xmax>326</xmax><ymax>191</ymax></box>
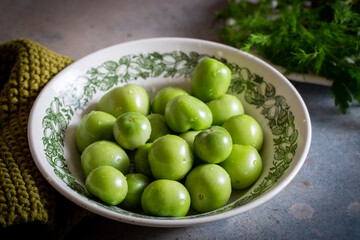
<box><xmin>41</xmin><ymin>50</ymin><xmax>297</xmax><ymax>220</ymax></box>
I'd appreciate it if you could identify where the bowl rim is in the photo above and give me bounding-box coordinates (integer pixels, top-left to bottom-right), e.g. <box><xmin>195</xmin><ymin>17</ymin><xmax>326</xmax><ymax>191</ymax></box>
<box><xmin>28</xmin><ymin>37</ymin><xmax>312</xmax><ymax>227</ymax></box>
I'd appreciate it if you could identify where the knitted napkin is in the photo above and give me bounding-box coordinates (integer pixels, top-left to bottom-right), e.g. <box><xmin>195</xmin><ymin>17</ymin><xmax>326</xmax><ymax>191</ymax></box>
<box><xmin>0</xmin><ymin>39</ymin><xmax>91</xmax><ymax>238</ymax></box>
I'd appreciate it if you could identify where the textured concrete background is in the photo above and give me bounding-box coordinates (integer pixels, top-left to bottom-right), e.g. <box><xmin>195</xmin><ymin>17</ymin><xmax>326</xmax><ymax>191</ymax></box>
<box><xmin>0</xmin><ymin>0</ymin><xmax>223</xmax><ymax>59</ymax></box>
<box><xmin>1</xmin><ymin>0</ymin><xmax>359</xmax><ymax>239</ymax></box>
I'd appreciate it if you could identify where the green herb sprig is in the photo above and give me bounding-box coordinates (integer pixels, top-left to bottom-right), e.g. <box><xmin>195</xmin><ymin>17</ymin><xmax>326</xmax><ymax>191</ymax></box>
<box><xmin>216</xmin><ymin>0</ymin><xmax>360</xmax><ymax>114</ymax></box>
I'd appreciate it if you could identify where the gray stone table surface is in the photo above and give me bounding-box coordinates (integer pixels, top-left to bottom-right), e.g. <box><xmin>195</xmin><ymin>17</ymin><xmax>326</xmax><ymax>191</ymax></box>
<box><xmin>1</xmin><ymin>0</ymin><xmax>359</xmax><ymax>239</ymax></box>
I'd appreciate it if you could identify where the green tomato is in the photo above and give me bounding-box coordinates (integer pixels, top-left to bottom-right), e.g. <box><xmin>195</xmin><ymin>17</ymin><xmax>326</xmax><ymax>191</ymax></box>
<box><xmin>179</xmin><ymin>130</ymin><xmax>201</xmax><ymax>151</ymax></box>
<box><xmin>119</xmin><ymin>173</ymin><xmax>150</xmax><ymax>210</ymax></box>
<box><xmin>141</xmin><ymin>179</ymin><xmax>191</xmax><ymax>217</ymax></box>
<box><xmin>220</xmin><ymin>144</ymin><xmax>262</xmax><ymax>190</ymax></box>
<box><xmin>178</xmin><ymin>130</ymin><xmax>207</xmax><ymax>167</ymax></box>
<box><xmin>151</xmin><ymin>86</ymin><xmax>189</xmax><ymax>114</ymax></box>
<box><xmin>133</xmin><ymin>143</ymin><xmax>153</xmax><ymax>178</ymax></box>
<box><xmin>113</xmin><ymin>112</ymin><xmax>151</xmax><ymax>150</ymax></box>
<box><xmin>76</xmin><ymin>110</ymin><xmax>116</xmax><ymax>152</ymax></box>
<box><xmin>193</xmin><ymin>126</ymin><xmax>233</xmax><ymax>164</ymax></box>
<box><xmin>206</xmin><ymin>94</ymin><xmax>244</xmax><ymax>125</ymax></box>
<box><xmin>164</xmin><ymin>95</ymin><xmax>212</xmax><ymax>133</ymax></box>
<box><xmin>85</xmin><ymin>166</ymin><xmax>128</xmax><ymax>205</ymax></box>
<box><xmin>98</xmin><ymin>83</ymin><xmax>150</xmax><ymax>118</ymax></box>
<box><xmin>148</xmin><ymin>134</ymin><xmax>193</xmax><ymax>181</ymax></box>
<box><xmin>81</xmin><ymin>140</ymin><xmax>130</xmax><ymax>177</ymax></box>
<box><xmin>190</xmin><ymin>58</ymin><xmax>231</xmax><ymax>102</ymax></box>
<box><xmin>146</xmin><ymin>113</ymin><xmax>172</xmax><ymax>142</ymax></box>
<box><xmin>222</xmin><ymin>114</ymin><xmax>263</xmax><ymax>151</ymax></box>
<box><xmin>185</xmin><ymin>164</ymin><xmax>231</xmax><ymax>213</ymax></box>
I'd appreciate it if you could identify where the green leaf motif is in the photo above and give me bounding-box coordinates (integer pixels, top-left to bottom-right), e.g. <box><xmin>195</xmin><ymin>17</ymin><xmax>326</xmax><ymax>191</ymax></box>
<box><xmin>42</xmin><ymin>51</ymin><xmax>298</xmax><ymax>218</ymax></box>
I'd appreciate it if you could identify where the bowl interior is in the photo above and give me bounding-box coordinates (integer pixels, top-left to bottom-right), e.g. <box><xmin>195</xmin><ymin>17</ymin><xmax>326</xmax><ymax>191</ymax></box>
<box><xmin>28</xmin><ymin>38</ymin><xmax>311</xmax><ymax>227</ymax></box>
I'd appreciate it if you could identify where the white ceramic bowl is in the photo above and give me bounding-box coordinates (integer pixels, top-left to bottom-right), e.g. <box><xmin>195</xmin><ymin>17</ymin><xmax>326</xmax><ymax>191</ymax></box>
<box><xmin>28</xmin><ymin>38</ymin><xmax>311</xmax><ymax>227</ymax></box>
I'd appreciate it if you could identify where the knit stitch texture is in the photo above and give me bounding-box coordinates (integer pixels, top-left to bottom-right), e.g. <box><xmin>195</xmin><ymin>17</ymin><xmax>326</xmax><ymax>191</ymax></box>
<box><xmin>0</xmin><ymin>39</ymin><xmax>76</xmax><ymax>229</ymax></box>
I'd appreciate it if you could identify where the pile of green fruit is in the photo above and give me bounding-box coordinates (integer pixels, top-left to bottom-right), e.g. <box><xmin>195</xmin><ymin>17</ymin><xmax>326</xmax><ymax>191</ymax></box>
<box><xmin>76</xmin><ymin>58</ymin><xmax>264</xmax><ymax>217</ymax></box>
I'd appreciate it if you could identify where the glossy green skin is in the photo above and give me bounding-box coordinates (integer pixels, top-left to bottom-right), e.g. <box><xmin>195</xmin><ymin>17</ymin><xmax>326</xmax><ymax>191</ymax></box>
<box><xmin>141</xmin><ymin>179</ymin><xmax>191</xmax><ymax>217</ymax></box>
<box><xmin>164</xmin><ymin>95</ymin><xmax>213</xmax><ymax>133</ymax></box>
<box><xmin>98</xmin><ymin>83</ymin><xmax>150</xmax><ymax>118</ymax></box>
<box><xmin>76</xmin><ymin>111</ymin><xmax>116</xmax><ymax>152</ymax></box>
<box><xmin>119</xmin><ymin>173</ymin><xmax>150</xmax><ymax>210</ymax></box>
<box><xmin>133</xmin><ymin>143</ymin><xmax>153</xmax><ymax>178</ymax></box>
<box><xmin>190</xmin><ymin>58</ymin><xmax>231</xmax><ymax>102</ymax></box>
<box><xmin>206</xmin><ymin>94</ymin><xmax>244</xmax><ymax>125</ymax></box>
<box><xmin>85</xmin><ymin>166</ymin><xmax>128</xmax><ymax>205</ymax></box>
<box><xmin>179</xmin><ymin>130</ymin><xmax>206</xmax><ymax>167</ymax></box>
<box><xmin>185</xmin><ymin>164</ymin><xmax>231</xmax><ymax>213</ymax></box>
<box><xmin>148</xmin><ymin>134</ymin><xmax>193</xmax><ymax>181</ymax></box>
<box><xmin>179</xmin><ymin>130</ymin><xmax>201</xmax><ymax>151</ymax></box>
<box><xmin>146</xmin><ymin>113</ymin><xmax>172</xmax><ymax>143</ymax></box>
<box><xmin>220</xmin><ymin>144</ymin><xmax>262</xmax><ymax>190</ymax></box>
<box><xmin>113</xmin><ymin>112</ymin><xmax>151</xmax><ymax>150</ymax></box>
<box><xmin>151</xmin><ymin>86</ymin><xmax>189</xmax><ymax>114</ymax></box>
<box><xmin>194</xmin><ymin>126</ymin><xmax>233</xmax><ymax>164</ymax></box>
<box><xmin>222</xmin><ymin>114</ymin><xmax>264</xmax><ymax>151</ymax></box>
<box><xmin>81</xmin><ymin>140</ymin><xmax>130</xmax><ymax>177</ymax></box>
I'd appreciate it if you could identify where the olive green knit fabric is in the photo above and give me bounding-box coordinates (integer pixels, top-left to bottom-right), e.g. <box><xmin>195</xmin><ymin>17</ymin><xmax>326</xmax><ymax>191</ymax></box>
<box><xmin>0</xmin><ymin>39</ymin><xmax>87</xmax><ymax>232</ymax></box>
